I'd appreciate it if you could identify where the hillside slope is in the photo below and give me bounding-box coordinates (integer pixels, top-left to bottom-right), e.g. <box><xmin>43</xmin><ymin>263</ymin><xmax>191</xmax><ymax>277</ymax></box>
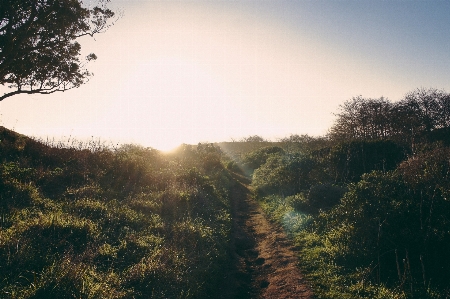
<box><xmin>0</xmin><ymin>127</ymin><xmax>233</xmax><ymax>298</ymax></box>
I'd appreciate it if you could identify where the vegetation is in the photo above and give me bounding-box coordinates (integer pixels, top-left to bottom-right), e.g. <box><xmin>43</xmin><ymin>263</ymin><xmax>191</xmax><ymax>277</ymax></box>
<box><xmin>0</xmin><ymin>0</ymin><xmax>116</xmax><ymax>101</ymax></box>
<box><xmin>329</xmin><ymin>88</ymin><xmax>450</xmax><ymax>149</ymax></box>
<box><xmin>1</xmin><ymin>87</ymin><xmax>449</xmax><ymax>298</ymax></box>
<box><xmin>248</xmin><ymin>88</ymin><xmax>450</xmax><ymax>298</ymax></box>
<box><xmin>0</xmin><ymin>128</ymin><xmax>233</xmax><ymax>298</ymax></box>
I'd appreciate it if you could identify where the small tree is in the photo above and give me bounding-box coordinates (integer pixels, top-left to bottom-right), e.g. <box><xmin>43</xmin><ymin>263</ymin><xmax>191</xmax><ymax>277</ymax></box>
<box><xmin>0</xmin><ymin>0</ymin><xmax>116</xmax><ymax>101</ymax></box>
<box><xmin>241</xmin><ymin>135</ymin><xmax>267</xmax><ymax>142</ymax></box>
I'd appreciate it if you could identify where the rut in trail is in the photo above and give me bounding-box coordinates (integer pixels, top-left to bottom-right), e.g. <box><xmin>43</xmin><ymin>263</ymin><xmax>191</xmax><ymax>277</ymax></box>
<box><xmin>218</xmin><ymin>174</ymin><xmax>314</xmax><ymax>299</ymax></box>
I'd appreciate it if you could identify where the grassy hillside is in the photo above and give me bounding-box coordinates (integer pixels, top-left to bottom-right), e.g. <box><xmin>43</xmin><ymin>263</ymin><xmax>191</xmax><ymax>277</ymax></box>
<box><xmin>0</xmin><ymin>127</ymin><xmax>234</xmax><ymax>298</ymax></box>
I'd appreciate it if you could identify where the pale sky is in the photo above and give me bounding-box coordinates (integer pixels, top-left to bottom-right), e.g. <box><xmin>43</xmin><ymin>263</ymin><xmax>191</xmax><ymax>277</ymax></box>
<box><xmin>1</xmin><ymin>0</ymin><xmax>450</xmax><ymax>151</ymax></box>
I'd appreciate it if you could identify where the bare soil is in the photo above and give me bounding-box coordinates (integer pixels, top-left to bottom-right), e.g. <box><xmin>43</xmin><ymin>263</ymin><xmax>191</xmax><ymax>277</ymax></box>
<box><xmin>217</xmin><ymin>174</ymin><xmax>314</xmax><ymax>299</ymax></box>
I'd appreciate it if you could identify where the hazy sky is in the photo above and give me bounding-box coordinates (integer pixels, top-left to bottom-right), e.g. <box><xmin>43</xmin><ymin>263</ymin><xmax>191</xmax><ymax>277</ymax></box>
<box><xmin>1</xmin><ymin>0</ymin><xmax>450</xmax><ymax>150</ymax></box>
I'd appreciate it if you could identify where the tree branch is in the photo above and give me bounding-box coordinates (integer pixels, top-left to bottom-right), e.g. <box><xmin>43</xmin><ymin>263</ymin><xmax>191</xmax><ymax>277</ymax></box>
<box><xmin>0</xmin><ymin>86</ymin><xmax>76</xmax><ymax>101</ymax></box>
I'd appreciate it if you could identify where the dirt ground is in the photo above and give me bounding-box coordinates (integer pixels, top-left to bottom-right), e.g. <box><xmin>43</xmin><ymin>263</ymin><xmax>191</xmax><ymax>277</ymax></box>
<box><xmin>217</xmin><ymin>174</ymin><xmax>314</xmax><ymax>299</ymax></box>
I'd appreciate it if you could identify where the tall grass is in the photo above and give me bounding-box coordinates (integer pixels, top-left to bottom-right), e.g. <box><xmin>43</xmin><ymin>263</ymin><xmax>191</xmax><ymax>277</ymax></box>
<box><xmin>0</xmin><ymin>127</ymin><xmax>233</xmax><ymax>298</ymax></box>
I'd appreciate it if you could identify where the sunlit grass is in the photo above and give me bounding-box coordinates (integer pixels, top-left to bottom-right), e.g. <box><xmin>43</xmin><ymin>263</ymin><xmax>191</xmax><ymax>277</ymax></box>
<box><xmin>0</xmin><ymin>127</ymin><xmax>233</xmax><ymax>298</ymax></box>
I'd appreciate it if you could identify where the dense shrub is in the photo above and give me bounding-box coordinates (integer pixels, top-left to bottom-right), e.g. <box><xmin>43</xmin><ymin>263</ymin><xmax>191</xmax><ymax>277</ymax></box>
<box><xmin>306</xmin><ymin>183</ymin><xmax>346</xmax><ymax>212</ymax></box>
<box><xmin>329</xmin><ymin>139</ymin><xmax>405</xmax><ymax>182</ymax></box>
<box><xmin>252</xmin><ymin>153</ymin><xmax>317</xmax><ymax>197</ymax></box>
<box><xmin>247</xmin><ymin>125</ymin><xmax>449</xmax><ymax>298</ymax></box>
<box><xmin>241</xmin><ymin>146</ymin><xmax>285</xmax><ymax>174</ymax></box>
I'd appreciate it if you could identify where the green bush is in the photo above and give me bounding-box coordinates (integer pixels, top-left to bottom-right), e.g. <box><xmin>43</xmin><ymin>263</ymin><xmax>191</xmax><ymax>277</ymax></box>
<box><xmin>247</xmin><ymin>132</ymin><xmax>450</xmax><ymax>298</ymax></box>
<box><xmin>252</xmin><ymin>153</ymin><xmax>316</xmax><ymax>196</ymax></box>
<box><xmin>328</xmin><ymin>140</ymin><xmax>405</xmax><ymax>183</ymax></box>
<box><xmin>241</xmin><ymin>146</ymin><xmax>285</xmax><ymax>174</ymax></box>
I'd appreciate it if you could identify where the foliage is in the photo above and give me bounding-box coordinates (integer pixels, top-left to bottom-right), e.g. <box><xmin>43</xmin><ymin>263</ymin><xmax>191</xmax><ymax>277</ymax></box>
<box><xmin>308</xmin><ymin>165</ymin><xmax>450</xmax><ymax>298</ymax></box>
<box><xmin>240</xmin><ymin>146</ymin><xmax>285</xmax><ymax>175</ymax></box>
<box><xmin>329</xmin><ymin>139</ymin><xmax>405</xmax><ymax>183</ymax></box>
<box><xmin>0</xmin><ymin>127</ymin><xmax>233</xmax><ymax>298</ymax></box>
<box><xmin>278</xmin><ymin>134</ymin><xmax>331</xmax><ymax>154</ymax></box>
<box><xmin>245</xmin><ymin>89</ymin><xmax>450</xmax><ymax>298</ymax></box>
<box><xmin>329</xmin><ymin>96</ymin><xmax>393</xmax><ymax>141</ymax></box>
<box><xmin>252</xmin><ymin>153</ymin><xmax>317</xmax><ymax>197</ymax></box>
<box><xmin>2</xmin><ymin>85</ymin><xmax>450</xmax><ymax>298</ymax></box>
<box><xmin>328</xmin><ymin>88</ymin><xmax>450</xmax><ymax>151</ymax></box>
<box><xmin>0</xmin><ymin>0</ymin><xmax>115</xmax><ymax>101</ymax></box>
<box><xmin>259</xmin><ymin>194</ymin><xmax>313</xmax><ymax>237</ymax></box>
<box><xmin>254</xmin><ymin>157</ymin><xmax>450</xmax><ymax>298</ymax></box>
<box><xmin>305</xmin><ymin>183</ymin><xmax>347</xmax><ymax>213</ymax></box>
<box><xmin>238</xmin><ymin>135</ymin><xmax>268</xmax><ymax>142</ymax></box>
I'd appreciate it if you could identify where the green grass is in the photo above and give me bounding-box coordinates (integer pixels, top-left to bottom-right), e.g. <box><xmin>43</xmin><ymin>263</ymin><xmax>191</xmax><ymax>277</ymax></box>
<box><xmin>257</xmin><ymin>194</ymin><xmax>406</xmax><ymax>299</ymax></box>
<box><xmin>0</xmin><ymin>127</ymin><xmax>233</xmax><ymax>298</ymax></box>
<box><xmin>256</xmin><ymin>181</ymin><xmax>450</xmax><ymax>299</ymax></box>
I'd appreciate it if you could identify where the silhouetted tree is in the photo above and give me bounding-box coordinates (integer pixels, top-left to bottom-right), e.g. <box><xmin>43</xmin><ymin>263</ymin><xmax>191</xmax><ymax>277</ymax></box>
<box><xmin>391</xmin><ymin>88</ymin><xmax>450</xmax><ymax>150</ymax></box>
<box><xmin>329</xmin><ymin>89</ymin><xmax>450</xmax><ymax>152</ymax></box>
<box><xmin>279</xmin><ymin>134</ymin><xmax>315</xmax><ymax>143</ymax></box>
<box><xmin>240</xmin><ymin>135</ymin><xmax>267</xmax><ymax>142</ymax></box>
<box><xmin>0</xmin><ymin>0</ymin><xmax>115</xmax><ymax>101</ymax></box>
<box><xmin>329</xmin><ymin>96</ymin><xmax>393</xmax><ymax>141</ymax></box>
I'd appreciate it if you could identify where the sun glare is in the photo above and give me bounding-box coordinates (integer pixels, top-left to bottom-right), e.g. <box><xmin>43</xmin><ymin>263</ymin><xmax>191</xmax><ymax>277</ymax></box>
<box><xmin>0</xmin><ymin>1</ymin><xmax>420</xmax><ymax>150</ymax></box>
<box><xmin>103</xmin><ymin>2</ymin><xmax>330</xmax><ymax>149</ymax></box>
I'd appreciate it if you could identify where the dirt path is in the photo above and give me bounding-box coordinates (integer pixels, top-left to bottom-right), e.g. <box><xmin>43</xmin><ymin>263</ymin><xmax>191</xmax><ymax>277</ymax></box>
<box><xmin>218</xmin><ymin>174</ymin><xmax>314</xmax><ymax>299</ymax></box>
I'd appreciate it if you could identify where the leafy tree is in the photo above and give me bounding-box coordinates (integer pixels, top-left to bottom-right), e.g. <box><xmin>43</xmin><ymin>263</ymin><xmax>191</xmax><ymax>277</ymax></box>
<box><xmin>324</xmin><ymin>171</ymin><xmax>420</xmax><ymax>285</ymax></box>
<box><xmin>0</xmin><ymin>0</ymin><xmax>115</xmax><ymax>101</ymax></box>
<box><xmin>329</xmin><ymin>89</ymin><xmax>450</xmax><ymax>152</ymax></box>
<box><xmin>392</xmin><ymin>88</ymin><xmax>450</xmax><ymax>150</ymax></box>
<box><xmin>398</xmin><ymin>146</ymin><xmax>450</xmax><ymax>232</ymax></box>
<box><xmin>240</xmin><ymin>135</ymin><xmax>267</xmax><ymax>142</ymax></box>
<box><xmin>329</xmin><ymin>96</ymin><xmax>393</xmax><ymax>141</ymax></box>
<box><xmin>403</xmin><ymin>88</ymin><xmax>450</xmax><ymax>130</ymax></box>
<box><xmin>279</xmin><ymin>134</ymin><xmax>315</xmax><ymax>143</ymax></box>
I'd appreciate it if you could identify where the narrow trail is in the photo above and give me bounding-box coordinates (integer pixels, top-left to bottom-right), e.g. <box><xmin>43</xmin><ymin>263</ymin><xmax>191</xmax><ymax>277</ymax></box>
<box><xmin>218</xmin><ymin>173</ymin><xmax>314</xmax><ymax>299</ymax></box>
